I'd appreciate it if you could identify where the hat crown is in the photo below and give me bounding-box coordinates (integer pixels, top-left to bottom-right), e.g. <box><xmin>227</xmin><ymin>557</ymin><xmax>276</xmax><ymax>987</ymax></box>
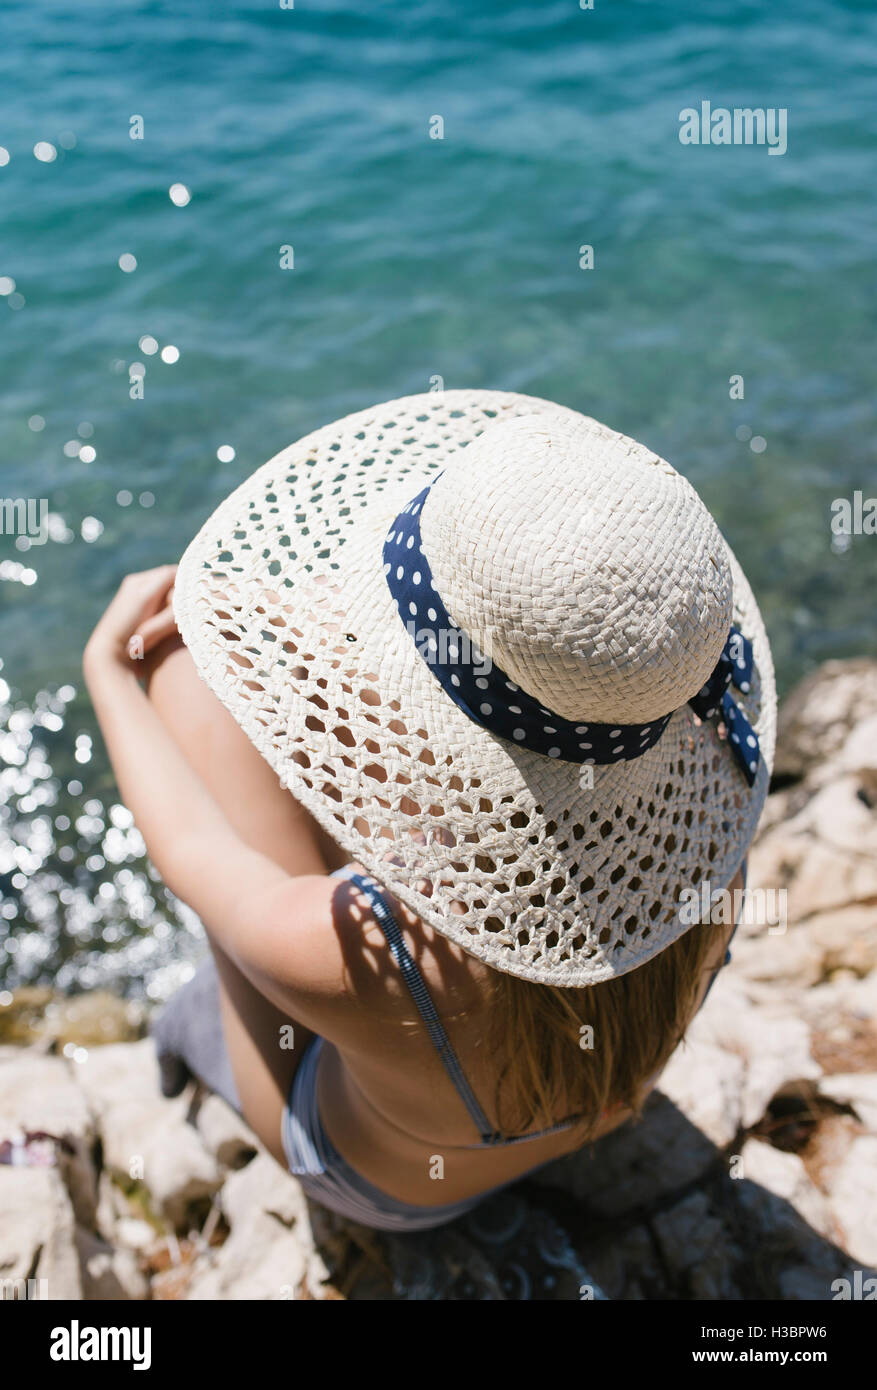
<box><xmin>421</xmin><ymin>414</ymin><xmax>733</xmax><ymax>724</ymax></box>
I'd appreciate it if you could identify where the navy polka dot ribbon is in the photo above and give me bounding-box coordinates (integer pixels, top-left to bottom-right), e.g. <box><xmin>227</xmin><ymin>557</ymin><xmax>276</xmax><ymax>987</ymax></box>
<box><xmin>382</xmin><ymin>482</ymin><xmax>760</xmax><ymax>786</ymax></box>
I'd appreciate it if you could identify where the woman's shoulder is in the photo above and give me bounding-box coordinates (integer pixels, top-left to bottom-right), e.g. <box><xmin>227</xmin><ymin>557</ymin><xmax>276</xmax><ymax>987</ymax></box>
<box><xmin>252</xmin><ymin>866</ymin><xmax>492</xmax><ymax>1023</ymax></box>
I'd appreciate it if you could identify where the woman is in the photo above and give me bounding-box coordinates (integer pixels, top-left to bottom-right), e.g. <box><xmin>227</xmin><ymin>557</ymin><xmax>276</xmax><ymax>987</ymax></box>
<box><xmin>84</xmin><ymin>390</ymin><xmax>775</xmax><ymax>1232</ymax></box>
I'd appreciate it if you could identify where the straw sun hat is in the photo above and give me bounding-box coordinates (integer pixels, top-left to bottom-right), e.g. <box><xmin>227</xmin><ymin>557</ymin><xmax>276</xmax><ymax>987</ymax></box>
<box><xmin>174</xmin><ymin>390</ymin><xmax>776</xmax><ymax>987</ymax></box>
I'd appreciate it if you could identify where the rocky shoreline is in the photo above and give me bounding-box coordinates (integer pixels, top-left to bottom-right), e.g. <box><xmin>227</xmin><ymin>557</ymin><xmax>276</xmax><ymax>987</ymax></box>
<box><xmin>2</xmin><ymin>659</ymin><xmax>877</xmax><ymax>1300</ymax></box>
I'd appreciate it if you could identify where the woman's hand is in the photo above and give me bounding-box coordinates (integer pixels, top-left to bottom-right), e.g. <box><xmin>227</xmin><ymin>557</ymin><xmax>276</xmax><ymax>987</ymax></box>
<box><xmin>83</xmin><ymin>564</ymin><xmax>179</xmax><ymax>682</ymax></box>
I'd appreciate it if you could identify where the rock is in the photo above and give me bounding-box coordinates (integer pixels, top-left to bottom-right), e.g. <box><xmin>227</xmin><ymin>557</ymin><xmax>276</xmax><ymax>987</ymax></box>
<box><xmin>651</xmin><ymin>1190</ymin><xmax>742</xmax><ymax>1300</ymax></box>
<box><xmin>736</xmin><ymin>1014</ymin><xmax>821</xmax><ymax>1130</ymax></box>
<box><xmin>583</xmin><ymin>1222</ymin><xmax>661</xmax><ymax>1301</ymax></box>
<box><xmin>194</xmin><ymin>1093</ymin><xmax>259</xmax><ymax>1169</ymax></box>
<box><xmin>0</xmin><ymin>1167</ymin><xmax>82</xmax><ymax>1299</ymax></box>
<box><xmin>657</xmin><ymin>1035</ymin><xmax>745</xmax><ymax>1148</ymax></box>
<box><xmin>735</xmin><ymin>904</ymin><xmax>877</xmax><ymax>990</ymax></box>
<box><xmin>94</xmin><ymin>1167</ymin><xmax>133</xmax><ymax>1244</ymax></box>
<box><xmin>801</xmin><ymin>1113</ymin><xmax>861</xmax><ymax>1192</ymax></box>
<box><xmin>76</xmin><ymin>1039</ymin><xmax>222</xmax><ymax>1229</ymax></box>
<box><xmin>661</xmin><ymin>975</ymin><xmax>820</xmax><ymax>1133</ymax></box>
<box><xmin>0</xmin><ymin>1050</ymin><xmax>98</xmax><ymax>1227</ymax></box>
<box><xmin>220</xmin><ymin>1151</ymin><xmax>301</xmax><ymax>1230</ymax></box>
<box><xmin>800</xmin><ymin>974</ymin><xmax>877</xmax><ymax>1033</ymax></box>
<box><xmin>75</xmin><ymin>1225</ymin><xmax>148</xmax><ymax>1299</ymax></box>
<box><xmin>536</xmin><ymin>1089</ymin><xmax>718</xmax><ymax>1216</ymax></box>
<box><xmin>114</xmin><ymin>1217</ymin><xmax>159</xmax><ymax>1252</ymax></box>
<box><xmin>184</xmin><ymin>1154</ymin><xmax>327</xmax><ymax>1300</ymax></box>
<box><xmin>729</xmin><ymin>926</ymin><xmax>825</xmax><ymax>989</ymax></box>
<box><xmin>737</xmin><ymin>1138</ymin><xmax>838</xmax><ymax>1242</ymax></box>
<box><xmin>748</xmin><ymin>777</ymin><xmax>877</xmax><ymax>925</ymax></box>
<box><xmin>818</xmin><ymin>1074</ymin><xmax>877</xmax><ymax>1133</ymax></box>
<box><xmin>805</xmin><ymin>906</ymin><xmax>877</xmax><ymax>980</ymax></box>
<box><xmin>835</xmin><ymin>713</ymin><xmax>877</xmax><ymax>781</ymax></box>
<box><xmin>779</xmin><ymin>1265</ymin><xmax>840</xmax><ymax>1300</ymax></box>
<box><xmin>827</xmin><ymin>1136</ymin><xmax>877</xmax><ymax>1265</ymax></box>
<box><xmin>771</xmin><ymin>658</ymin><xmax>877</xmax><ymax>785</ymax></box>
<box><xmin>800</xmin><ymin>972</ymin><xmax>877</xmax><ymax>1081</ymax></box>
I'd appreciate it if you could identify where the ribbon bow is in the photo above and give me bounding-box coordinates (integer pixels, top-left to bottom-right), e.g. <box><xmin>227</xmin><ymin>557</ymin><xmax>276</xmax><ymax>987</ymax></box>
<box><xmin>688</xmin><ymin>626</ymin><xmax>760</xmax><ymax>786</ymax></box>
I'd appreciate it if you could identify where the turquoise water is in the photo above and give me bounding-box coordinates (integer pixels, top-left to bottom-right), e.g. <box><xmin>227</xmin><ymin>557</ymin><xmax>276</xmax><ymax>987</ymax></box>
<box><xmin>1</xmin><ymin>0</ymin><xmax>876</xmax><ymax>992</ymax></box>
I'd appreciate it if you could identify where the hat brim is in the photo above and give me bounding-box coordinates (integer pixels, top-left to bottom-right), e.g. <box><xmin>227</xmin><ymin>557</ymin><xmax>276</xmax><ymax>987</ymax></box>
<box><xmin>174</xmin><ymin>389</ymin><xmax>776</xmax><ymax>986</ymax></box>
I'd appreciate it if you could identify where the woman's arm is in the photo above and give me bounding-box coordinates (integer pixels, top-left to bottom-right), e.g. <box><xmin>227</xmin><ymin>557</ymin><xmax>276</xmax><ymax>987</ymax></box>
<box><xmin>82</xmin><ymin>567</ymin><xmax>314</xmax><ymax>979</ymax></box>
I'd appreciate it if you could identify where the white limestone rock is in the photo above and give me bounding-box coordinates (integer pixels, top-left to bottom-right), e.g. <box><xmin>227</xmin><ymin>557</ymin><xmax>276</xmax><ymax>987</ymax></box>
<box><xmin>194</xmin><ymin>1092</ymin><xmax>259</xmax><ymax>1169</ymax></box>
<box><xmin>185</xmin><ymin>1153</ymin><xmax>329</xmax><ymax>1300</ymax></box>
<box><xmin>827</xmin><ymin>1136</ymin><xmax>877</xmax><ymax>1266</ymax></box>
<box><xmin>737</xmin><ymin>1138</ymin><xmax>838</xmax><ymax>1242</ymax></box>
<box><xmin>0</xmin><ymin>1167</ymin><xmax>82</xmax><ymax>1300</ymax></box>
<box><xmin>0</xmin><ymin>1049</ymin><xmax>98</xmax><ymax>1227</ymax></box>
<box><xmin>75</xmin><ymin>1225</ymin><xmax>149</xmax><ymax>1300</ymax></box>
<box><xmin>76</xmin><ymin>1038</ymin><xmax>222</xmax><ymax>1229</ymax></box>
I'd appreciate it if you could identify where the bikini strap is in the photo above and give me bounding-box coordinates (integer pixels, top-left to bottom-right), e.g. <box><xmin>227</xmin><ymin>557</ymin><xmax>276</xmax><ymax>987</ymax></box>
<box><xmin>347</xmin><ymin>874</ymin><xmax>501</xmax><ymax>1144</ymax></box>
<box><xmin>345</xmin><ymin>873</ymin><xmax>581</xmax><ymax>1147</ymax></box>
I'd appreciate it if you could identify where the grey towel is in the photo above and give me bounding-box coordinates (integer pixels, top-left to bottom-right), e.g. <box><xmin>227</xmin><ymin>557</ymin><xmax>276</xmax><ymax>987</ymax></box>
<box><xmin>150</xmin><ymin>955</ymin><xmax>242</xmax><ymax>1114</ymax></box>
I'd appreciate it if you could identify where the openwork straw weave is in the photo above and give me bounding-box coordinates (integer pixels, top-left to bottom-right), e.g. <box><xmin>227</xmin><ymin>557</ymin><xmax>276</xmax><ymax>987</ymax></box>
<box><xmin>174</xmin><ymin>390</ymin><xmax>776</xmax><ymax>986</ymax></box>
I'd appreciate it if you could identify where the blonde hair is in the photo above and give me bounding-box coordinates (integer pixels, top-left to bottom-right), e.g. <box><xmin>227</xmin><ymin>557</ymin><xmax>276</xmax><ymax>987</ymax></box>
<box><xmin>486</xmin><ymin>923</ymin><xmax>719</xmax><ymax>1139</ymax></box>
